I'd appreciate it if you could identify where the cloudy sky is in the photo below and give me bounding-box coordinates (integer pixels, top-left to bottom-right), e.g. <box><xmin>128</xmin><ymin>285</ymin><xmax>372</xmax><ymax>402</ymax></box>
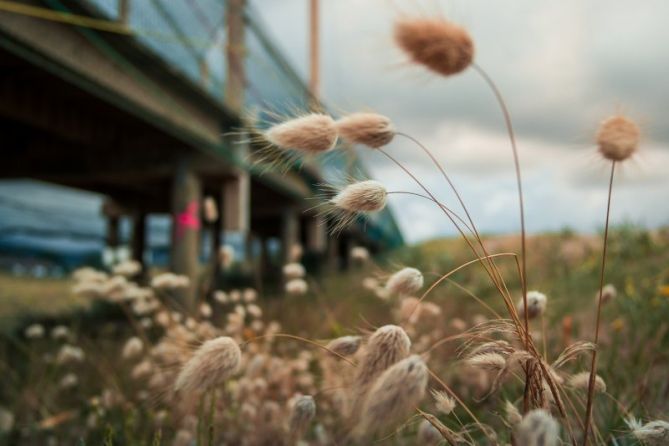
<box><xmin>252</xmin><ymin>0</ymin><xmax>669</xmax><ymax>243</ymax></box>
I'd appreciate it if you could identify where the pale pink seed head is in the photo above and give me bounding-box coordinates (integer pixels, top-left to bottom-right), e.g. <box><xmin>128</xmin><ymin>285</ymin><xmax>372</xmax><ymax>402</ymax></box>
<box><xmin>331</xmin><ymin>180</ymin><xmax>387</xmax><ymax>213</ymax></box>
<box><xmin>394</xmin><ymin>18</ymin><xmax>474</xmax><ymax>76</ymax></box>
<box><xmin>386</xmin><ymin>267</ymin><xmax>424</xmax><ymax>296</ymax></box>
<box><xmin>596</xmin><ymin>115</ymin><xmax>640</xmax><ymax>161</ymax></box>
<box><xmin>174</xmin><ymin>336</ymin><xmax>241</xmax><ymax>393</ymax></box>
<box><xmin>516</xmin><ymin>409</ymin><xmax>560</xmax><ymax>446</ymax></box>
<box><xmin>265</xmin><ymin>114</ymin><xmax>338</xmax><ymax>154</ymax></box>
<box><xmin>336</xmin><ymin>113</ymin><xmax>395</xmax><ymax>148</ymax></box>
<box><xmin>356</xmin><ymin>355</ymin><xmax>428</xmax><ymax>437</ymax></box>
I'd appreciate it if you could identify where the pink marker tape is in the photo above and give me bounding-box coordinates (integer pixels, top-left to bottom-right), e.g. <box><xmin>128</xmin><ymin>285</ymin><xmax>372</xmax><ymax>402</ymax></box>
<box><xmin>175</xmin><ymin>201</ymin><xmax>201</xmax><ymax>239</ymax></box>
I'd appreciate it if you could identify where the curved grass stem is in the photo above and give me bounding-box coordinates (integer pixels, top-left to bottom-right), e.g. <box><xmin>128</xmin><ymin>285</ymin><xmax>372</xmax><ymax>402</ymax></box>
<box><xmin>582</xmin><ymin>161</ymin><xmax>616</xmax><ymax>445</ymax></box>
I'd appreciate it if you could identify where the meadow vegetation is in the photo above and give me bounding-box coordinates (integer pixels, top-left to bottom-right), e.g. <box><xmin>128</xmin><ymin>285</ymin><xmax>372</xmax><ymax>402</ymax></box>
<box><xmin>1</xmin><ymin>11</ymin><xmax>668</xmax><ymax>446</ymax></box>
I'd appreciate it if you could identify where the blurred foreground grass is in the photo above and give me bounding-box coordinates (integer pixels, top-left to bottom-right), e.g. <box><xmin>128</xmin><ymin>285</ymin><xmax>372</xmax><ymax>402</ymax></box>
<box><xmin>1</xmin><ymin>225</ymin><xmax>668</xmax><ymax>444</ymax></box>
<box><xmin>0</xmin><ymin>274</ymin><xmax>87</xmax><ymax>332</ymax></box>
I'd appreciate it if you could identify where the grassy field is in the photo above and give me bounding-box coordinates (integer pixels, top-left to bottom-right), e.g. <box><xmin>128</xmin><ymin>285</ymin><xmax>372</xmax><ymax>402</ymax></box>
<box><xmin>0</xmin><ymin>226</ymin><xmax>668</xmax><ymax>445</ymax></box>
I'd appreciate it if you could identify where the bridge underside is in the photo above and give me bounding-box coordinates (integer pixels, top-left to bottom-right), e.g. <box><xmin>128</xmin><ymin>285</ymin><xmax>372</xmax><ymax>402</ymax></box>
<box><xmin>0</xmin><ymin>28</ymin><xmax>373</xmax><ymax>297</ymax></box>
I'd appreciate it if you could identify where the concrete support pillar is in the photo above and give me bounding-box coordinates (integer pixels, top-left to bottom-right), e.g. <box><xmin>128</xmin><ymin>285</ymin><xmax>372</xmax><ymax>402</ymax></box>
<box><xmin>106</xmin><ymin>216</ymin><xmax>120</xmax><ymax>249</ymax></box>
<box><xmin>223</xmin><ymin>174</ymin><xmax>249</xmax><ymax>233</ymax></box>
<box><xmin>282</xmin><ymin>209</ymin><xmax>300</xmax><ymax>263</ymax></box>
<box><xmin>118</xmin><ymin>0</ymin><xmax>130</xmax><ymax>25</ymax></box>
<box><xmin>131</xmin><ymin>211</ymin><xmax>146</xmax><ymax>265</ymax></box>
<box><xmin>326</xmin><ymin>232</ymin><xmax>339</xmax><ymax>270</ymax></box>
<box><xmin>171</xmin><ymin>160</ymin><xmax>202</xmax><ymax>306</ymax></box>
<box><xmin>305</xmin><ymin>215</ymin><xmax>327</xmax><ymax>253</ymax></box>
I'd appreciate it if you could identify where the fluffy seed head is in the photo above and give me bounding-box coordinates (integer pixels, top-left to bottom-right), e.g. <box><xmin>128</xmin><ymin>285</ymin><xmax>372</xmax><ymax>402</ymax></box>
<box><xmin>386</xmin><ymin>267</ymin><xmax>424</xmax><ymax>296</ymax></box>
<box><xmin>465</xmin><ymin>352</ymin><xmax>506</xmax><ymax>371</ymax></box>
<box><xmin>350</xmin><ymin>246</ymin><xmax>370</xmax><ymax>263</ymax></box>
<box><xmin>331</xmin><ymin>180</ymin><xmax>387</xmax><ymax>213</ymax></box>
<box><xmin>288</xmin><ymin>395</ymin><xmax>316</xmax><ymax>438</ymax></box>
<box><xmin>596</xmin><ymin>115</ymin><xmax>640</xmax><ymax>161</ymax></box>
<box><xmin>517</xmin><ymin>290</ymin><xmax>548</xmax><ymax>319</ymax></box>
<box><xmin>431</xmin><ymin>389</ymin><xmax>456</xmax><ymax>415</ymax></box>
<box><xmin>516</xmin><ymin>409</ymin><xmax>560</xmax><ymax>446</ymax></box>
<box><xmin>282</xmin><ymin>262</ymin><xmax>306</xmax><ymax>279</ymax></box>
<box><xmin>356</xmin><ymin>355</ymin><xmax>428</xmax><ymax>437</ymax></box>
<box><xmin>285</xmin><ymin>278</ymin><xmax>308</xmax><ymax>296</ymax></box>
<box><xmin>203</xmin><ymin>196</ymin><xmax>218</xmax><ymax>223</ymax></box>
<box><xmin>627</xmin><ymin>419</ymin><xmax>669</xmax><ymax>445</ymax></box>
<box><xmin>112</xmin><ymin>260</ymin><xmax>142</xmax><ymax>277</ymax></box>
<box><xmin>174</xmin><ymin>336</ymin><xmax>241</xmax><ymax>393</ymax></box>
<box><xmin>57</xmin><ymin>344</ymin><xmax>85</xmax><ymax>364</ymax></box>
<box><xmin>24</xmin><ymin>324</ymin><xmax>44</xmax><ymax>339</ymax></box>
<box><xmin>50</xmin><ymin>325</ymin><xmax>69</xmax><ymax>340</ymax></box>
<box><xmin>394</xmin><ymin>18</ymin><xmax>474</xmax><ymax>76</ymax></box>
<box><xmin>417</xmin><ymin>419</ymin><xmax>442</xmax><ymax>445</ymax></box>
<box><xmin>598</xmin><ymin>283</ymin><xmax>617</xmax><ymax>305</ymax></box>
<box><xmin>567</xmin><ymin>371</ymin><xmax>606</xmax><ymax>393</ymax></box>
<box><xmin>355</xmin><ymin>325</ymin><xmax>411</xmax><ymax>389</ymax></box>
<box><xmin>265</xmin><ymin>114</ymin><xmax>338</xmax><ymax>154</ymax></box>
<box><xmin>505</xmin><ymin>400</ymin><xmax>522</xmax><ymax>427</ymax></box>
<box><xmin>325</xmin><ymin>336</ymin><xmax>362</xmax><ymax>357</ymax></box>
<box><xmin>122</xmin><ymin>337</ymin><xmax>144</xmax><ymax>360</ymax></box>
<box><xmin>336</xmin><ymin>113</ymin><xmax>395</xmax><ymax>148</ymax></box>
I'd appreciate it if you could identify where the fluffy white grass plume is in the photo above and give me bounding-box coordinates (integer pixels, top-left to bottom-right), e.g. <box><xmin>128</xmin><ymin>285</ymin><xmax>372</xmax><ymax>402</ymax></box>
<box><xmin>202</xmin><ymin>196</ymin><xmax>218</xmax><ymax>223</ymax></box>
<box><xmin>349</xmin><ymin>325</ymin><xmax>411</xmax><ymax>422</ymax></box>
<box><xmin>386</xmin><ymin>267</ymin><xmax>424</xmax><ymax>296</ymax></box>
<box><xmin>355</xmin><ymin>325</ymin><xmax>411</xmax><ymax>389</ymax></box>
<box><xmin>626</xmin><ymin>418</ymin><xmax>669</xmax><ymax>445</ymax></box>
<box><xmin>57</xmin><ymin>344</ymin><xmax>85</xmax><ymax>364</ymax></box>
<box><xmin>59</xmin><ymin>373</ymin><xmax>78</xmax><ymax>389</ymax></box>
<box><xmin>350</xmin><ymin>246</ymin><xmax>370</xmax><ymax>263</ymax></box>
<box><xmin>288</xmin><ymin>395</ymin><xmax>316</xmax><ymax>441</ymax></box>
<box><xmin>285</xmin><ymin>278</ymin><xmax>308</xmax><ymax>296</ymax></box>
<box><xmin>336</xmin><ymin>112</ymin><xmax>395</xmax><ymax>148</ymax></box>
<box><xmin>24</xmin><ymin>324</ymin><xmax>44</xmax><ymax>339</ymax></box>
<box><xmin>112</xmin><ymin>260</ymin><xmax>142</xmax><ymax>277</ymax></box>
<box><xmin>517</xmin><ymin>290</ymin><xmax>547</xmax><ymax>319</ymax></box>
<box><xmin>243</xmin><ymin>288</ymin><xmax>258</xmax><ymax>302</ymax></box>
<box><xmin>431</xmin><ymin>389</ymin><xmax>456</xmax><ymax>415</ymax></box>
<box><xmin>213</xmin><ymin>291</ymin><xmax>228</xmax><ymax>304</ymax></box>
<box><xmin>515</xmin><ymin>409</ymin><xmax>560</xmax><ymax>446</ymax></box>
<box><xmin>289</xmin><ymin>243</ymin><xmax>303</xmax><ymax>262</ymax></box>
<box><xmin>355</xmin><ymin>355</ymin><xmax>428</xmax><ymax>438</ymax></box>
<box><xmin>504</xmin><ymin>400</ymin><xmax>522</xmax><ymax>427</ymax></box>
<box><xmin>131</xmin><ymin>360</ymin><xmax>153</xmax><ymax>380</ymax></box>
<box><xmin>265</xmin><ymin>114</ymin><xmax>338</xmax><ymax>154</ymax></box>
<box><xmin>596</xmin><ymin>115</ymin><xmax>640</xmax><ymax>161</ymax></box>
<box><xmin>0</xmin><ymin>407</ymin><xmax>14</xmax><ymax>433</ymax></box>
<box><xmin>172</xmin><ymin>429</ymin><xmax>193</xmax><ymax>446</ymax></box>
<box><xmin>465</xmin><ymin>352</ymin><xmax>506</xmax><ymax>372</ymax></box>
<box><xmin>362</xmin><ymin>277</ymin><xmax>379</xmax><ymax>291</ymax></box>
<box><xmin>219</xmin><ymin>245</ymin><xmax>235</xmax><ymax>269</ymax></box>
<box><xmin>417</xmin><ymin>418</ymin><xmax>442</xmax><ymax>445</ymax></box>
<box><xmin>394</xmin><ymin>17</ymin><xmax>474</xmax><ymax>76</ymax></box>
<box><xmin>282</xmin><ymin>262</ymin><xmax>306</xmax><ymax>279</ymax></box>
<box><xmin>122</xmin><ymin>337</ymin><xmax>143</xmax><ymax>360</ymax></box>
<box><xmin>50</xmin><ymin>325</ymin><xmax>69</xmax><ymax>340</ymax></box>
<box><xmin>199</xmin><ymin>302</ymin><xmax>212</xmax><ymax>318</ymax></box>
<box><xmin>567</xmin><ymin>371</ymin><xmax>606</xmax><ymax>393</ymax></box>
<box><xmin>598</xmin><ymin>283</ymin><xmax>617</xmax><ymax>305</ymax></box>
<box><xmin>331</xmin><ymin>180</ymin><xmax>387</xmax><ymax>213</ymax></box>
<box><xmin>325</xmin><ymin>336</ymin><xmax>362</xmax><ymax>357</ymax></box>
<box><xmin>174</xmin><ymin>336</ymin><xmax>241</xmax><ymax>393</ymax></box>
<box><xmin>151</xmin><ymin>273</ymin><xmax>189</xmax><ymax>290</ymax></box>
